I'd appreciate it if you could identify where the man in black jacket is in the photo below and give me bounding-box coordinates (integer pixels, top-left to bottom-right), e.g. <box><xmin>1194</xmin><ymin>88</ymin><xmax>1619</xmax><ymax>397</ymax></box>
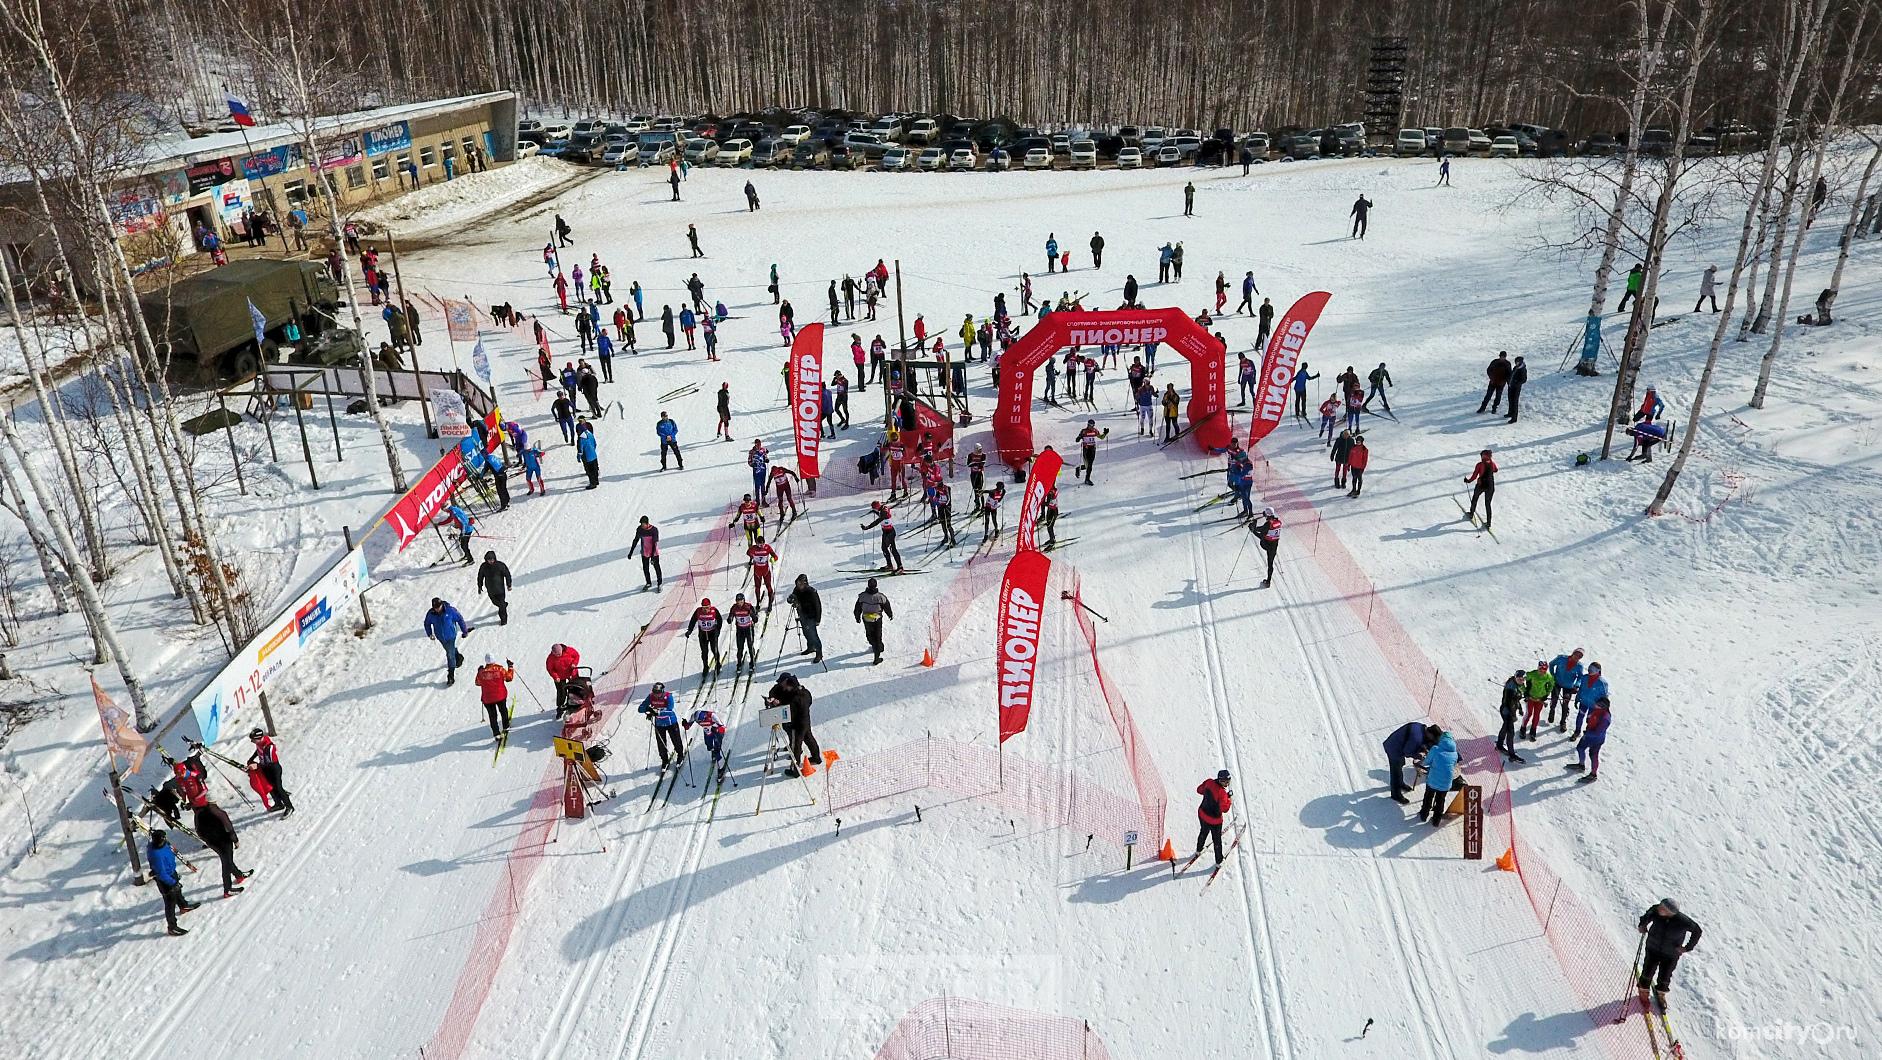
<box><xmin>1350</xmin><ymin>194</ymin><xmax>1373</xmax><ymax>238</ymax></box>
<box><xmin>1478</xmin><ymin>351</ymin><xmax>1513</xmax><ymax>414</ymax></box>
<box><xmin>854</xmin><ymin>578</ymin><xmax>893</xmax><ymax>665</ymax></box>
<box><xmin>477</xmin><ymin>551</ymin><xmax>512</xmax><ymax>625</ymax></box>
<box><xmin>191</xmin><ymin>797</ymin><xmax>251</xmax><ymax>897</ymax></box>
<box><xmin>1637</xmin><ymin>899</ymin><xmax>1703</xmax><ymax>1007</ymax></box>
<box><xmin>1089</xmin><ymin>231</ymin><xmax>1104</xmax><ymax>268</ymax></box>
<box><xmin>787</xmin><ymin>574</ymin><xmax>824</xmax><ymax>663</ymax></box>
<box><xmin>1505</xmin><ymin>356</ymin><xmax>1529</xmax><ymax>423</ymax></box>
<box><xmin>764</xmin><ymin>672</ymin><xmax>823</xmax><ymax>776</ymax></box>
<box><xmin>1381</xmin><ymin>721</ymin><xmax>1441</xmax><ymax>803</ymax></box>
<box><xmin>1497</xmin><ymin>669</ymin><xmax>1526</xmax><ymax>762</ymax></box>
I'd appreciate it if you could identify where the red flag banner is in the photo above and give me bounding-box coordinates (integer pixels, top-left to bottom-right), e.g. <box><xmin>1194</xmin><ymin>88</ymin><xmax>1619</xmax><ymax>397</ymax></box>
<box><xmin>1247</xmin><ymin>291</ymin><xmax>1333</xmax><ymax>446</ymax></box>
<box><xmin>788</xmin><ymin>323</ymin><xmax>825</xmax><ymax>480</ymax></box>
<box><xmin>996</xmin><ymin>548</ymin><xmax>1052</xmax><ymax>743</ymax></box>
<box><xmin>384</xmin><ymin>447</ymin><xmax>468</xmax><ymax>549</ymax></box>
<box><xmin>1015</xmin><ymin>446</ymin><xmax>1063</xmax><ymax>553</ymax></box>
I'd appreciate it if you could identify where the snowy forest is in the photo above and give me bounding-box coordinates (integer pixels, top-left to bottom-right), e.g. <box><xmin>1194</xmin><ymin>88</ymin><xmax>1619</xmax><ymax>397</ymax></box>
<box><xmin>85</xmin><ymin>0</ymin><xmax>1882</xmax><ymax>131</ymax></box>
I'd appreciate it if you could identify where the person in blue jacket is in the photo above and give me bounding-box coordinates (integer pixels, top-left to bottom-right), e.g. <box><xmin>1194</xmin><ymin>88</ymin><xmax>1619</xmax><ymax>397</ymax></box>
<box><xmin>1382</xmin><ymin>721</ymin><xmax>1442</xmax><ymax>803</ymax></box>
<box><xmin>640</xmin><ymin>681</ymin><xmax>684</xmax><ymax>768</ymax></box>
<box><xmin>595</xmin><ymin>330</ymin><xmax>615</xmax><ymax>382</ymax></box>
<box><xmin>149</xmin><ymin>828</ymin><xmax>197</xmax><ymax>936</ymax></box>
<box><xmin>1417</xmin><ymin>730</ymin><xmax>1459</xmax><ymax>827</ymax></box>
<box><xmin>1571</xmin><ymin>662</ymin><xmax>1608</xmax><ymax>737</ymax></box>
<box><xmin>679</xmin><ymin>305</ymin><xmax>698</xmax><ymax>350</ymax></box>
<box><xmin>1227</xmin><ymin>456</ymin><xmax>1254</xmax><ymax>518</ymax></box>
<box><xmin>1292</xmin><ymin>361</ymin><xmax>1320</xmax><ymax>419</ymax></box>
<box><xmin>656</xmin><ymin>411</ymin><xmax>682</xmax><ymax>470</ymax></box>
<box><xmin>559</xmin><ymin>362</ymin><xmax>579</xmax><ymax>404</ymax></box>
<box><xmin>446</xmin><ymin>503</ymin><xmax>477</xmax><ymax>564</ymax></box>
<box><xmin>1548</xmin><ymin>649</ymin><xmax>1585</xmax><ymax>728</ymax></box>
<box><xmin>424</xmin><ymin>597</ymin><xmax>471</xmax><ymax>684</ymax></box>
<box><xmin>1045</xmin><ymin>233</ymin><xmax>1059</xmax><ymax>273</ymax></box>
<box><xmin>576</xmin><ymin>420</ymin><xmax>599</xmax><ymax>490</ymax></box>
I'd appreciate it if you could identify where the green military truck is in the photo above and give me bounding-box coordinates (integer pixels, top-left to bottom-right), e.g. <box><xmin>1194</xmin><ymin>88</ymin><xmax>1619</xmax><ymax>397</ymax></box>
<box><xmin>138</xmin><ymin>259</ymin><xmax>362</xmax><ymax>383</ymax></box>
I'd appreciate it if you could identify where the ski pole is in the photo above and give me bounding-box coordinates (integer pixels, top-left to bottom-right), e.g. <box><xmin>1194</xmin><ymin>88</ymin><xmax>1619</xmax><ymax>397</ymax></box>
<box><xmin>1227</xmin><ymin>522</ymin><xmax>1253</xmax><ymax>582</ymax></box>
<box><xmin>515</xmin><ymin>671</ymin><xmax>547</xmax><ymax>713</ymax></box>
<box><xmin>192</xmin><ymin>746</ymin><xmax>258</xmax><ymax>808</ymax></box>
<box><xmin>1613</xmin><ymin>931</ymin><xmax>1648</xmax><ymax>1023</ymax></box>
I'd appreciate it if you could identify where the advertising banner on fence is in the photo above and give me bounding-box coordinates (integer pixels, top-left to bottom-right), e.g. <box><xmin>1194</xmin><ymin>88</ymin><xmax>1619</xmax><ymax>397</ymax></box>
<box><xmin>188</xmin><ymin>548</ymin><xmax>371</xmax><ymax>745</ymax></box>
<box><xmin>1015</xmin><ymin>446</ymin><xmax>1063</xmax><ymax>553</ymax></box>
<box><xmin>444</xmin><ymin>299</ymin><xmax>480</xmax><ymax>342</ymax></box>
<box><xmin>385</xmin><ymin>447</ymin><xmax>469</xmax><ymax>549</ymax></box>
<box><xmin>996</xmin><ymin>548</ymin><xmax>1051</xmax><ymax>743</ymax></box>
<box><xmin>788</xmin><ymin>323</ymin><xmax>824</xmax><ymax>480</ymax></box>
<box><xmin>1247</xmin><ymin>291</ymin><xmax>1332</xmax><ymax>447</ymax></box>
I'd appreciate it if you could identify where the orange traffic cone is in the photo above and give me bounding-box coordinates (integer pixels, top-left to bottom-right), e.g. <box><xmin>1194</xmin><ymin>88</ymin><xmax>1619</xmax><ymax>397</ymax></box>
<box><xmin>1158</xmin><ymin>839</ymin><xmax>1175</xmax><ymax>862</ymax></box>
<box><xmin>920</xmin><ymin>648</ymin><xmax>934</xmax><ymax>667</ymax></box>
<box><xmin>802</xmin><ymin>756</ymin><xmax>817</xmax><ymax>777</ymax></box>
<box><xmin>1495</xmin><ymin>847</ymin><xmax>1517</xmax><ymax>872</ymax></box>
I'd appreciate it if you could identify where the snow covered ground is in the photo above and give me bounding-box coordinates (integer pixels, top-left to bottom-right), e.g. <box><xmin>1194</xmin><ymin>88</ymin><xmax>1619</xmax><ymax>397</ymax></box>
<box><xmin>2</xmin><ymin>152</ymin><xmax>1878</xmax><ymax>1059</ymax></box>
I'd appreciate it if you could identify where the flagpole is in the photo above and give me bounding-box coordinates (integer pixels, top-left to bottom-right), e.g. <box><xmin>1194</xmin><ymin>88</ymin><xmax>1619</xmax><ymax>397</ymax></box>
<box><xmin>224</xmin><ymin>83</ymin><xmax>291</xmax><ymax>255</ymax></box>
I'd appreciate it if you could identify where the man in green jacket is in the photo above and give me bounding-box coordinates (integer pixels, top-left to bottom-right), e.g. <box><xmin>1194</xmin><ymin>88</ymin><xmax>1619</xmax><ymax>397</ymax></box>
<box><xmin>1521</xmin><ymin>660</ymin><xmax>1556</xmax><ymax>741</ymax></box>
<box><xmin>1617</xmin><ymin>263</ymin><xmax>1645</xmax><ymax>313</ymax></box>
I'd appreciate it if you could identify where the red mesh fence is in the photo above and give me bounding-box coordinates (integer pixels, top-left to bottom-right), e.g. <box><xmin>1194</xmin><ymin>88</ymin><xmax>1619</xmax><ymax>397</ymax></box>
<box><xmin>873</xmin><ymin>997</ymin><xmax>1115</xmax><ymax>1060</ymax></box>
<box><xmin>422</xmin><ymin>506</ymin><xmax>737</xmax><ymax>1060</ymax></box>
<box><xmin>1067</xmin><ymin>570</ymin><xmax>1169</xmax><ymax>849</ymax></box>
<box><xmin>1247</xmin><ymin>452</ymin><xmax>1637</xmax><ymax>1057</ymax></box>
<box><xmin>925</xmin><ymin>551</ymin><xmax>1006</xmax><ymax>663</ymax></box>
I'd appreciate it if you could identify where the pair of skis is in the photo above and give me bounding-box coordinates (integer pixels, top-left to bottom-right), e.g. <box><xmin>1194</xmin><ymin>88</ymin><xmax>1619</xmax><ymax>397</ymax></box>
<box><xmin>1174</xmin><ymin>821</ymin><xmax>1247</xmax><ymax>889</ymax></box>
<box><xmin>1451</xmin><ymin>496</ymin><xmax>1501</xmax><ymax>542</ymax></box>
<box><xmin>1614</xmin><ymin>991</ymin><xmax>1686</xmax><ymax>1059</ymax></box>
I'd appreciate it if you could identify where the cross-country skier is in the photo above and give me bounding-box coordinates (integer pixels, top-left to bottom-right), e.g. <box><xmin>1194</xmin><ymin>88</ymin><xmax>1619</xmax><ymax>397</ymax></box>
<box><xmin>932</xmin><ymin>481</ymin><xmax>959</xmax><ymax>547</ymax></box>
<box><xmin>545</xmin><ymin>642</ymin><xmax>581</xmax><ymax>707</ymax></box>
<box><xmin>1250</xmin><ymin>507</ymin><xmax>1281</xmax><ymax>585</ymax></box>
<box><xmin>629</xmin><ymin>516</ymin><xmax>663</xmax><ymax>589</ymax></box>
<box><xmin>1382</xmin><ymin>721</ymin><xmax>1442</xmax><ymax>803</ymax></box>
<box><xmin>446</xmin><ymin>503</ymin><xmax>477</xmax><ymax>565</ymax></box>
<box><xmin>861</xmin><ymin>501</ymin><xmax>904</xmax><ymax>572</ymax></box>
<box><xmin>967</xmin><ymin>444</ymin><xmax>988</xmax><ymax>509</ymax></box>
<box><xmin>656</xmin><ymin>411</ymin><xmax>683</xmax><ymax>470</ymax></box>
<box><xmin>1548</xmin><ymin>649</ymin><xmax>1585</xmax><ymax>727</ymax></box>
<box><xmin>1571</xmin><ymin>661</ymin><xmax>1607</xmax><ymax>736</ymax></box>
<box><xmin>1636</xmin><ymin>900</ymin><xmax>1703</xmax><ymax>1010</ymax></box>
<box><xmin>1350</xmin><ymin>193</ymin><xmax>1372</xmax><ymax>238</ymax></box>
<box><xmin>1074</xmin><ymin>419</ymin><xmax>1106</xmax><ymax>484</ymax></box>
<box><xmin>765</xmin><ymin>672</ymin><xmax>824</xmax><ymax>774</ymax></box>
<box><xmin>980</xmin><ymin>482</ymin><xmax>1006</xmax><ymax>541</ymax></box>
<box><xmin>1464</xmin><ymin>449</ymin><xmax>1497</xmax><ymax>529</ymax></box>
<box><xmin>728</xmin><ymin>593</ymin><xmax>759</xmax><ymax>671</ymax></box>
<box><xmin>1346</xmin><ymin>434</ymin><xmax>1370</xmax><ymax>497</ymax></box>
<box><xmin>641</xmin><ymin>682</ymin><xmax>684</xmax><ymax>768</ymax></box>
<box><xmin>686</xmin><ymin>598</ymin><xmax>725</xmax><ymax>673</ymax></box>
<box><xmin>246</xmin><ymin>729</ymin><xmax>294</xmax><ymax>816</ymax></box>
<box><xmin>747</xmin><ymin>438</ymin><xmax>769</xmax><ymax>498</ymax></box>
<box><xmin>1416</xmin><ymin>729</ymin><xmax>1459</xmax><ymax>827</ymax></box>
<box><xmin>474</xmin><ymin>655</ymin><xmax>514</xmax><ymax>742</ymax></box>
<box><xmin>149</xmin><ymin>829</ymin><xmax>198</xmax><ymax>935</ymax></box>
<box><xmin>732</xmin><ymin>493</ymin><xmax>764</xmax><ymax>546</ymax></box>
<box><xmin>1568</xmin><ymin>697</ymin><xmax>1611</xmax><ymax>782</ymax></box>
<box><xmin>1497</xmin><ymin>669</ymin><xmax>1526</xmax><ymax>762</ymax></box>
<box><xmin>748</xmin><ymin>534</ymin><xmax>780</xmax><ymax>610</ymax></box>
<box><xmin>1040</xmin><ymin>487</ymin><xmax>1062</xmax><ymax>549</ymax></box>
<box><xmin>788</xmin><ymin>574</ymin><xmax>824</xmax><ymax>663</ymax></box>
<box><xmin>1331</xmin><ymin>428</ymin><xmax>1353</xmax><ymax>486</ymax></box>
<box><xmin>684</xmin><ymin>706</ymin><xmax>728</xmax><ymax>775</ymax></box>
<box><xmin>1364</xmin><ymin>362</ymin><xmax>1393</xmax><ymax>412</ymax></box>
<box><xmin>1194</xmin><ymin>770</ymin><xmax>1232</xmax><ymax>865</ymax></box>
<box><xmin>854</xmin><ymin>578</ymin><xmax>893</xmax><ymax>665</ymax></box>
<box><xmin>424</xmin><ymin>597</ymin><xmax>470</xmax><ymax>685</ymax></box>
<box><xmin>477</xmin><ymin>551</ymin><xmax>512</xmax><ymax>625</ymax></box>
<box><xmin>1343</xmin><ymin>386</ymin><xmax>1364</xmax><ymax>433</ymax></box>
<box><xmin>767</xmin><ymin>464</ymin><xmax>801</xmax><ymax>521</ymax></box>
<box><xmin>192</xmin><ymin>798</ymin><xmax>250</xmax><ymax>897</ymax></box>
<box><xmin>1521</xmin><ymin>660</ymin><xmax>1555</xmax><ymax>741</ymax></box>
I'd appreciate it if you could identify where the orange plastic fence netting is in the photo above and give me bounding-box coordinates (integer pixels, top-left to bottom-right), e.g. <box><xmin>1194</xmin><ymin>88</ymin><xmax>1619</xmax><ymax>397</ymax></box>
<box><xmin>874</xmin><ymin>997</ymin><xmax>1115</xmax><ymax>1060</ymax></box>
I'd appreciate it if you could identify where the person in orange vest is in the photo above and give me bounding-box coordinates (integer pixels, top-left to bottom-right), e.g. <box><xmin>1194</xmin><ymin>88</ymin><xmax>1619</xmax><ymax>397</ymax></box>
<box><xmin>730</xmin><ymin>493</ymin><xmax>763</xmax><ymax>546</ymax></box>
<box><xmin>474</xmin><ymin>655</ymin><xmax>514</xmax><ymax>742</ymax></box>
<box><xmin>545</xmin><ymin>643</ymin><xmax>581</xmax><ymax>707</ymax></box>
<box><xmin>1194</xmin><ymin>770</ymin><xmax>1233</xmax><ymax>866</ymax></box>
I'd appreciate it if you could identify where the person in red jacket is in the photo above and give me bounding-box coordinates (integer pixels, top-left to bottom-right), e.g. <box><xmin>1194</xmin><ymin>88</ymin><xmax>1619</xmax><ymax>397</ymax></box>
<box><xmin>1464</xmin><ymin>448</ymin><xmax>1497</xmax><ymax>529</ymax></box>
<box><xmin>687</xmin><ymin>598</ymin><xmax>725</xmax><ymax>673</ymax></box>
<box><xmin>246</xmin><ymin>729</ymin><xmax>295</xmax><ymax>816</ymax></box>
<box><xmin>727</xmin><ymin>593</ymin><xmax>760</xmax><ymax>671</ymax></box>
<box><xmin>1346</xmin><ymin>434</ymin><xmax>1370</xmax><ymax>497</ymax></box>
<box><xmin>474</xmin><ymin>655</ymin><xmax>515</xmax><ymax>741</ymax></box>
<box><xmin>545</xmin><ymin>643</ymin><xmax>581</xmax><ymax>706</ymax></box>
<box><xmin>747</xmin><ymin>534</ymin><xmax>780</xmax><ymax>610</ymax></box>
<box><xmin>1195</xmin><ymin>769</ymin><xmax>1233</xmax><ymax>866</ymax></box>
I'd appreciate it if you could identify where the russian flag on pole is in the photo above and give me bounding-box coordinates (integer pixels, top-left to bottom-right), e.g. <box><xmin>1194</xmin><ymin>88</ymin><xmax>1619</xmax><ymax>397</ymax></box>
<box><xmin>226</xmin><ymin>93</ymin><xmax>257</xmax><ymax>128</ymax></box>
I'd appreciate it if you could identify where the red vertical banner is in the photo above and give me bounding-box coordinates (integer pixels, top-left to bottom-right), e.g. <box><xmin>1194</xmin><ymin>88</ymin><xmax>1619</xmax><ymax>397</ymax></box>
<box><xmin>1246</xmin><ymin>291</ymin><xmax>1333</xmax><ymax>446</ymax></box>
<box><xmin>788</xmin><ymin>323</ymin><xmax>825</xmax><ymax>480</ymax></box>
<box><xmin>996</xmin><ymin>548</ymin><xmax>1051</xmax><ymax>742</ymax></box>
<box><xmin>1015</xmin><ymin>446</ymin><xmax>1063</xmax><ymax>553</ymax></box>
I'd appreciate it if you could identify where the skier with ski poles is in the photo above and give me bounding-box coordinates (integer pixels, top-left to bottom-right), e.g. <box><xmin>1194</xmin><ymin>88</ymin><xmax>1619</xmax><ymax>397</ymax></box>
<box><xmin>747</xmin><ymin>534</ymin><xmax>780</xmax><ymax>611</ymax></box>
<box><xmin>1249</xmin><ymin>507</ymin><xmax>1281</xmax><ymax>585</ymax></box>
<box><xmin>966</xmin><ymin>444</ymin><xmax>988</xmax><ymax>510</ymax></box>
<box><xmin>1293</xmin><ymin>362</ymin><xmax>1319</xmax><ymax>419</ymax></box>
<box><xmin>686</xmin><ymin>598</ymin><xmax>725</xmax><ymax>674</ymax></box>
<box><xmin>731</xmin><ymin>493</ymin><xmax>763</xmax><ymax>546</ymax></box>
<box><xmin>932</xmin><ymin>481</ymin><xmax>959</xmax><ymax>547</ymax></box>
<box><xmin>1635</xmin><ymin>899</ymin><xmax>1702</xmax><ymax>1011</ymax></box>
<box><xmin>1194</xmin><ymin>770</ymin><xmax>1233</xmax><ymax>867</ymax></box>
<box><xmin>684</xmin><ymin>705</ymin><xmax>728</xmax><ymax>778</ymax></box>
<box><xmin>767</xmin><ymin>464</ymin><xmax>801</xmax><ymax>521</ymax></box>
<box><xmin>1497</xmin><ymin>669</ymin><xmax>1526</xmax><ymax>763</ymax></box>
<box><xmin>246</xmin><ymin>729</ymin><xmax>294</xmax><ymax>816</ymax></box>
<box><xmin>640</xmin><ymin>682</ymin><xmax>685</xmax><ymax>769</ymax></box>
<box><xmin>1040</xmin><ymin>487</ymin><xmax>1061</xmax><ymax>549</ymax></box>
<box><xmin>1365</xmin><ymin>362</ymin><xmax>1394</xmax><ymax>412</ymax></box>
<box><xmin>1074</xmin><ymin>420</ymin><xmax>1106</xmax><ymax>484</ymax></box>
<box><xmin>424</xmin><ymin>597</ymin><xmax>471</xmax><ymax>685</ymax></box>
<box><xmin>629</xmin><ymin>515</ymin><xmax>663</xmax><ymax>589</ymax></box>
<box><xmin>854</xmin><ymin>579</ymin><xmax>894</xmax><ymax>666</ymax></box>
<box><xmin>476</xmin><ymin>551</ymin><xmax>512</xmax><ymax>625</ymax></box>
<box><xmin>980</xmin><ymin>482</ymin><xmax>1006</xmax><ymax>542</ymax></box>
<box><xmin>474</xmin><ymin>655</ymin><xmax>515</xmax><ymax>743</ymax></box>
<box><xmin>861</xmin><ymin>501</ymin><xmax>905</xmax><ymax>573</ymax></box>
<box><xmin>1464</xmin><ymin>448</ymin><xmax>1497</xmax><ymax>530</ymax></box>
<box><xmin>728</xmin><ymin>593</ymin><xmax>759</xmax><ymax>672</ymax></box>
<box><xmin>149</xmin><ymin>829</ymin><xmax>199</xmax><ymax>935</ymax></box>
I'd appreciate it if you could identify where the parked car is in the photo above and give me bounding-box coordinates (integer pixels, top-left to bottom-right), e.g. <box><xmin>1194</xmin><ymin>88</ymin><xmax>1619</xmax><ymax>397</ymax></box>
<box><xmin>634</xmin><ymin>132</ymin><xmax>677</xmax><ymax>165</ymax></box>
<box><xmin>912</xmin><ymin>146</ymin><xmax>942</xmax><ymax>170</ymax></box>
<box><xmin>791</xmin><ymin>142</ymin><xmax>829</xmax><ymax>168</ymax></box>
<box><xmin>1465</xmin><ymin>128</ymin><xmax>1491</xmax><ymax>153</ymax></box>
<box><xmin>987</xmin><ymin>148</ymin><xmax>1012</xmax><ymax>171</ymax></box>
<box><xmin>879</xmin><ymin>146</ymin><xmax>910</xmax><ymax>170</ymax></box>
<box><xmin>948</xmin><ymin>147</ymin><xmax>976</xmax><ymax>171</ymax></box>
<box><xmin>717</xmin><ymin>138</ymin><xmax>752</xmax><ymax>165</ymax></box>
<box><xmin>1579</xmin><ymin>133</ymin><xmax>1621</xmax><ymax>156</ymax></box>
<box><xmin>868</xmin><ymin>117</ymin><xmax>903</xmax><ymax>142</ymax></box>
<box><xmin>593</xmin><ymin>139</ymin><xmax>627</xmax><ymax>166</ymax></box>
<box><xmin>1117</xmin><ymin>125</ymin><xmax>1143</xmax><ymax>145</ymax></box>
<box><xmin>1051</xmin><ymin>132</ymin><xmax>1071</xmax><ymax>156</ymax></box>
<box><xmin>1489</xmin><ymin>135</ymin><xmax>1520</xmax><ymax>158</ymax></box>
<box><xmin>1394</xmin><ymin>128</ymin><xmax>1426</xmax><ymax>156</ymax></box>
<box><xmin>1154</xmin><ymin>143</ymin><xmax>1182</xmax><ymax>166</ymax></box>
<box><xmin>1115</xmin><ymin>146</ymin><xmax>1144</xmax><ymax>169</ymax></box>
<box><xmin>1421</xmin><ymin>127</ymin><xmax>1443</xmax><ymax>152</ymax></box>
<box><xmin>1242</xmin><ymin>132</ymin><xmax>1270</xmax><ymax>158</ymax></box>
<box><xmin>572</xmin><ymin>118</ymin><xmax>606</xmax><ymax>137</ymax></box>
<box><xmin>1640</xmin><ymin>127</ymin><xmax>1675</xmax><ymax>156</ymax></box>
<box><xmin>828</xmin><ymin>144</ymin><xmax>858</xmax><ymax>169</ymax></box>
<box><xmin>516</xmin><ymin>140</ymin><xmax>541</xmax><ymax>159</ymax></box>
<box><xmin>1022</xmin><ymin>144</ymin><xmax>1051</xmax><ymax>169</ymax></box>
<box><xmin>621</xmin><ymin>118</ymin><xmax>650</xmax><ymax>135</ymax></box>
<box><xmin>1282</xmin><ymin>135</ymin><xmax>1319</xmax><ymax>161</ymax></box>
<box><xmin>1171</xmin><ymin>134</ymin><xmax>1203</xmax><ymax>160</ymax></box>
<box><xmin>907</xmin><ymin>118</ymin><xmax>939</xmax><ymax>144</ymax></box>
<box><xmin>542</xmin><ymin>123</ymin><xmax>572</xmax><ymax>146</ymax></box>
<box><xmin>683</xmin><ymin>138</ymin><xmax>720</xmax><ymax>164</ymax></box>
<box><xmin>1069</xmin><ymin>140</ymin><xmax>1097</xmax><ymax>169</ymax></box>
<box><xmin>1140</xmin><ymin>126</ymin><xmax>1168</xmax><ymax>152</ymax></box>
<box><xmin>844</xmin><ymin>130</ymin><xmax>885</xmax><ymax>156</ymax></box>
<box><xmin>750</xmin><ymin>138</ymin><xmax>787</xmax><ymax>167</ymax></box>
<box><xmin>517</xmin><ymin>119</ymin><xmax>544</xmax><ymax>138</ymax></box>
<box><xmin>777</xmin><ymin>124</ymin><xmax>812</xmax><ymax>146</ymax></box>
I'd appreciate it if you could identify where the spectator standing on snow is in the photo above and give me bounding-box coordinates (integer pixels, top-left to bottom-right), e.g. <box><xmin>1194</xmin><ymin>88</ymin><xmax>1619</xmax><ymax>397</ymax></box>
<box><xmin>788</xmin><ymin>574</ymin><xmax>824</xmax><ymax>664</ymax></box>
<box><xmin>1694</xmin><ymin>265</ymin><xmax>1718</xmax><ymax>313</ymax></box>
<box><xmin>1045</xmin><ymin>233</ymin><xmax>1059</xmax><ymax>273</ymax></box>
<box><xmin>476</xmin><ymin>550</ymin><xmax>512</xmax><ymax>625</ymax></box>
<box><xmin>148</xmin><ymin>829</ymin><xmax>198</xmax><ymax>935</ymax></box>
<box><xmin>854</xmin><ymin>577</ymin><xmax>894</xmax><ymax>665</ymax></box>
<box><xmin>745</xmin><ymin>181</ymin><xmax>760</xmax><ymax>211</ymax></box>
<box><xmin>1090</xmin><ymin>231</ymin><xmax>1104</xmax><ymax>268</ymax></box>
<box><xmin>1416</xmin><ymin>729</ymin><xmax>1459</xmax><ymax>827</ymax></box>
<box><xmin>1183</xmin><ymin>182</ymin><xmax>1196</xmax><ymax>216</ymax></box>
<box><xmin>1364</xmin><ymin>362</ymin><xmax>1393</xmax><ymax>411</ymax></box>
<box><xmin>1477</xmin><ymin>351</ymin><xmax>1512</xmax><ymax>414</ymax></box>
<box><xmin>1382</xmin><ymin>722</ymin><xmax>1441</xmax><ymax>804</ymax></box>
<box><xmin>1505</xmin><ymin>356</ymin><xmax>1529</xmax><ymax>423</ymax></box>
<box><xmin>1350</xmin><ymin>194</ymin><xmax>1373</xmax><ymax>238</ymax></box>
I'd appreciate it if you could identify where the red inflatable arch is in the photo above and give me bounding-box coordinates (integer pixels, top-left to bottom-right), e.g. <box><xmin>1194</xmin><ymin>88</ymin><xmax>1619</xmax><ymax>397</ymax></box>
<box><xmin>993</xmin><ymin>308</ymin><xmax>1228</xmax><ymax>469</ymax></box>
